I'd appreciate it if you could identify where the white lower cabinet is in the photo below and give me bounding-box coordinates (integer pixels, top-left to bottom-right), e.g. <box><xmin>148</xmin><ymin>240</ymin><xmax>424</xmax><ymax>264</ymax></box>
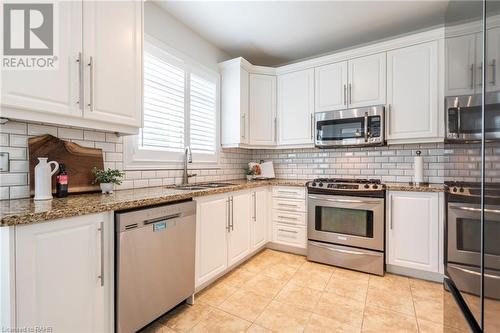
<box><xmin>387</xmin><ymin>191</ymin><xmax>441</xmax><ymax>273</ymax></box>
<box><xmin>271</xmin><ymin>186</ymin><xmax>307</xmax><ymax>249</ymax></box>
<box><xmin>14</xmin><ymin>213</ymin><xmax>113</xmax><ymax>332</ymax></box>
<box><xmin>227</xmin><ymin>191</ymin><xmax>252</xmax><ymax>266</ymax></box>
<box><xmin>251</xmin><ymin>187</ymin><xmax>269</xmax><ymax>250</ymax></box>
<box><xmin>195</xmin><ymin>188</ymin><xmax>268</xmax><ymax>288</ymax></box>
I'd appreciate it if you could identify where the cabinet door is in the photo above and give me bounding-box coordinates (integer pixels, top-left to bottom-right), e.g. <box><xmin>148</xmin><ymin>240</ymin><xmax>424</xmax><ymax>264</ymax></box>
<box><xmin>249</xmin><ymin>74</ymin><xmax>276</xmax><ymax>145</ymax></box>
<box><xmin>387</xmin><ymin>41</ymin><xmax>439</xmax><ymax>141</ymax></box>
<box><xmin>251</xmin><ymin>188</ymin><xmax>268</xmax><ymax>250</ymax></box>
<box><xmin>348</xmin><ymin>53</ymin><xmax>386</xmax><ymax>108</ymax></box>
<box><xmin>1</xmin><ymin>1</ymin><xmax>82</xmax><ymax>119</ymax></box>
<box><xmin>227</xmin><ymin>192</ymin><xmax>252</xmax><ymax>266</ymax></box>
<box><xmin>196</xmin><ymin>196</ymin><xmax>229</xmax><ymax>286</ymax></box>
<box><xmin>277</xmin><ymin>69</ymin><xmax>314</xmax><ymax>145</ymax></box>
<box><xmin>387</xmin><ymin>191</ymin><xmax>439</xmax><ymax>273</ymax></box>
<box><xmin>15</xmin><ymin>213</ymin><xmax>111</xmax><ymax>332</ymax></box>
<box><xmin>486</xmin><ymin>27</ymin><xmax>500</xmax><ymax>92</ymax></box>
<box><xmin>445</xmin><ymin>34</ymin><xmax>476</xmax><ymax>96</ymax></box>
<box><xmin>82</xmin><ymin>0</ymin><xmax>142</xmax><ymax>127</ymax></box>
<box><xmin>315</xmin><ymin>62</ymin><xmax>348</xmax><ymax>112</ymax></box>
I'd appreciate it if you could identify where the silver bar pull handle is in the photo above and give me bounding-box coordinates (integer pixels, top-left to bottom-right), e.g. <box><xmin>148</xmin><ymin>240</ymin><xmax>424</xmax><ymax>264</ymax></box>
<box><xmin>478</xmin><ymin>62</ymin><xmax>483</xmax><ymax>86</ymax></box>
<box><xmin>77</xmin><ymin>52</ymin><xmax>83</xmax><ymax>109</ymax></box>
<box><xmin>308</xmin><ymin>195</ymin><xmax>380</xmax><ymax>204</ymax></box>
<box><xmin>470</xmin><ymin>64</ymin><xmax>474</xmax><ymax>89</ymax></box>
<box><xmin>98</xmin><ymin>222</ymin><xmax>104</xmax><ymax>286</ymax></box>
<box><xmin>88</xmin><ymin>56</ymin><xmax>95</xmax><ymax>111</ymax></box>
<box><xmin>364</xmin><ymin>112</ymin><xmax>369</xmax><ymax>143</ymax></box>
<box><xmin>450</xmin><ymin>206</ymin><xmax>500</xmax><ymax>215</ymax></box>
<box><xmin>226</xmin><ymin>198</ymin><xmax>230</xmax><ymax>232</ymax></box>
<box><xmin>490</xmin><ymin>59</ymin><xmax>496</xmax><ymax>85</ymax></box>
<box><xmin>230</xmin><ymin>196</ymin><xmax>234</xmax><ymax>231</ymax></box>
<box><xmin>343</xmin><ymin>84</ymin><xmax>347</xmax><ymax>105</ymax></box>
<box><xmin>278</xmin><ymin>229</ymin><xmax>298</xmax><ymax>234</ymax></box>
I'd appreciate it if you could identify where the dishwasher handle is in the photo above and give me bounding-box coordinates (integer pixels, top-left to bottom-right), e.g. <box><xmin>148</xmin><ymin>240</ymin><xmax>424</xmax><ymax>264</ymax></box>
<box><xmin>144</xmin><ymin>213</ymin><xmax>182</xmax><ymax>225</ymax></box>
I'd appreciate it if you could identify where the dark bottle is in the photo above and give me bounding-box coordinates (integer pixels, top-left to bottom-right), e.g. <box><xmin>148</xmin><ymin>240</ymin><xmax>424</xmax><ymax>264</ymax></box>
<box><xmin>56</xmin><ymin>164</ymin><xmax>68</xmax><ymax>198</ymax></box>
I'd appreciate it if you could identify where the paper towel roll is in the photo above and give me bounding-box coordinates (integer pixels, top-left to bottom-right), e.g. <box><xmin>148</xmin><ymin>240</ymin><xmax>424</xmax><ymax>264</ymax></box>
<box><xmin>414</xmin><ymin>151</ymin><xmax>424</xmax><ymax>184</ymax></box>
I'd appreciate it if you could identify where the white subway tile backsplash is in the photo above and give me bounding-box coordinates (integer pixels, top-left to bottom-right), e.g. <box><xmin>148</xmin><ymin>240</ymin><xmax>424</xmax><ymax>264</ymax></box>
<box><xmin>58</xmin><ymin>128</ymin><xmax>84</xmax><ymax>140</ymax></box>
<box><xmin>9</xmin><ymin>185</ymin><xmax>30</xmax><ymax>199</ymax></box>
<box><xmin>105</xmin><ymin>133</ymin><xmax>122</xmax><ymax>143</ymax></box>
<box><xmin>9</xmin><ymin>160</ymin><xmax>29</xmax><ymax>173</ymax></box>
<box><xmin>0</xmin><ymin>147</ymin><xmax>27</xmax><ymax>160</ymax></box>
<box><xmin>28</xmin><ymin>124</ymin><xmax>58</xmax><ymax>136</ymax></box>
<box><xmin>0</xmin><ymin>122</ymin><xmax>27</xmax><ymax>134</ymax></box>
<box><xmin>0</xmin><ymin>173</ymin><xmax>27</xmax><ymax>186</ymax></box>
<box><xmin>0</xmin><ymin>134</ymin><xmax>9</xmax><ymax>146</ymax></box>
<box><xmin>95</xmin><ymin>142</ymin><xmax>116</xmax><ymax>152</ymax></box>
<box><xmin>84</xmin><ymin>130</ymin><xmax>106</xmax><ymax>142</ymax></box>
<box><xmin>0</xmin><ymin>187</ymin><xmax>9</xmax><ymax>200</ymax></box>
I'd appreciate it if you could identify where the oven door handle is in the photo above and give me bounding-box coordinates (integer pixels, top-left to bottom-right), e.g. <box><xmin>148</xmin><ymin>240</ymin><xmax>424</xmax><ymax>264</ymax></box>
<box><xmin>450</xmin><ymin>206</ymin><xmax>500</xmax><ymax>215</ymax></box>
<box><xmin>311</xmin><ymin>241</ymin><xmax>381</xmax><ymax>256</ymax></box>
<box><xmin>448</xmin><ymin>264</ymin><xmax>500</xmax><ymax>280</ymax></box>
<box><xmin>308</xmin><ymin>195</ymin><xmax>381</xmax><ymax>204</ymax></box>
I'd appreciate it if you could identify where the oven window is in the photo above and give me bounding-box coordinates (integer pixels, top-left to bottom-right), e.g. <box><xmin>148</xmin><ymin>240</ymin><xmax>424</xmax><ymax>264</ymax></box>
<box><xmin>315</xmin><ymin>206</ymin><xmax>373</xmax><ymax>237</ymax></box>
<box><xmin>457</xmin><ymin>218</ymin><xmax>500</xmax><ymax>255</ymax></box>
<box><xmin>456</xmin><ymin>105</ymin><xmax>500</xmax><ymax>134</ymax></box>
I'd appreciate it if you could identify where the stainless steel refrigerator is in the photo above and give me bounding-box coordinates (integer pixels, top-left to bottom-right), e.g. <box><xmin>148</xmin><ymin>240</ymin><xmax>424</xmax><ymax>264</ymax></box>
<box><xmin>444</xmin><ymin>1</ymin><xmax>500</xmax><ymax>332</ymax></box>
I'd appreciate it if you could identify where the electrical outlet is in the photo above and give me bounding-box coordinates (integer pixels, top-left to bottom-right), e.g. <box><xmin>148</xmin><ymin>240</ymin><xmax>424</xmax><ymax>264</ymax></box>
<box><xmin>0</xmin><ymin>153</ymin><xmax>9</xmax><ymax>172</ymax></box>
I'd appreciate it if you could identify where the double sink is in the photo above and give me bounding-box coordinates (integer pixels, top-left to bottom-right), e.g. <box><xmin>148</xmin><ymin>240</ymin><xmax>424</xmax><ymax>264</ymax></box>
<box><xmin>174</xmin><ymin>182</ymin><xmax>235</xmax><ymax>191</ymax></box>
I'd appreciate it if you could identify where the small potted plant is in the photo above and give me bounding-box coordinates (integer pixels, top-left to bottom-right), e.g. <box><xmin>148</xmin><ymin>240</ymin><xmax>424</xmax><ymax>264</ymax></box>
<box><xmin>92</xmin><ymin>167</ymin><xmax>124</xmax><ymax>194</ymax></box>
<box><xmin>245</xmin><ymin>163</ymin><xmax>261</xmax><ymax>181</ymax></box>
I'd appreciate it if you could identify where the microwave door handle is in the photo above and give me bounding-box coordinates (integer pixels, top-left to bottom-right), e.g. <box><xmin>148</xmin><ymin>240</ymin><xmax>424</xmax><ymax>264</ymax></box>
<box><xmin>449</xmin><ymin>264</ymin><xmax>500</xmax><ymax>280</ymax></box>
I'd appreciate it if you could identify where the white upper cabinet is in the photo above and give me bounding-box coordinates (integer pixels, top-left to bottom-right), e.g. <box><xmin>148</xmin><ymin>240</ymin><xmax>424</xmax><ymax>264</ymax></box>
<box><xmin>486</xmin><ymin>26</ymin><xmax>500</xmax><ymax>92</ymax></box>
<box><xmin>220</xmin><ymin>59</ymin><xmax>250</xmax><ymax>147</ymax></box>
<box><xmin>387</xmin><ymin>41</ymin><xmax>440</xmax><ymax>142</ymax></box>
<box><xmin>445</xmin><ymin>34</ymin><xmax>478</xmax><ymax>96</ymax></box>
<box><xmin>277</xmin><ymin>69</ymin><xmax>315</xmax><ymax>145</ymax></box>
<box><xmin>249</xmin><ymin>74</ymin><xmax>277</xmax><ymax>145</ymax></box>
<box><xmin>1</xmin><ymin>0</ymin><xmax>143</xmax><ymax>134</ymax></box>
<box><xmin>82</xmin><ymin>1</ymin><xmax>142</xmax><ymax>128</ymax></box>
<box><xmin>348</xmin><ymin>53</ymin><xmax>387</xmax><ymax>108</ymax></box>
<box><xmin>387</xmin><ymin>191</ymin><xmax>441</xmax><ymax>273</ymax></box>
<box><xmin>1</xmin><ymin>1</ymin><xmax>83</xmax><ymax>119</ymax></box>
<box><xmin>315</xmin><ymin>62</ymin><xmax>348</xmax><ymax>112</ymax></box>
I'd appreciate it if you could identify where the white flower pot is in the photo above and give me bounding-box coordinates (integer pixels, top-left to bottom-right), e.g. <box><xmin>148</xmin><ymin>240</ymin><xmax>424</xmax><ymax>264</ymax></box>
<box><xmin>100</xmin><ymin>183</ymin><xmax>114</xmax><ymax>194</ymax></box>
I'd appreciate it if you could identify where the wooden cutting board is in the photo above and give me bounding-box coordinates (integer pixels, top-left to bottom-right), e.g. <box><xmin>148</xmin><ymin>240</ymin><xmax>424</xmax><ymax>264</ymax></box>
<box><xmin>29</xmin><ymin>134</ymin><xmax>104</xmax><ymax>195</ymax></box>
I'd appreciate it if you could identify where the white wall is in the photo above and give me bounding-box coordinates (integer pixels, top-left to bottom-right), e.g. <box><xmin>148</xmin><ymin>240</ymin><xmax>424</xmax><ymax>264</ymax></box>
<box><xmin>144</xmin><ymin>2</ymin><xmax>231</xmax><ymax>70</ymax></box>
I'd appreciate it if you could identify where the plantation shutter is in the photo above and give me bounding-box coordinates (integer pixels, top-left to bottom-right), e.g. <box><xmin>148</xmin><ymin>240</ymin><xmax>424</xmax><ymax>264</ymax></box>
<box><xmin>141</xmin><ymin>51</ymin><xmax>185</xmax><ymax>152</ymax></box>
<box><xmin>189</xmin><ymin>73</ymin><xmax>217</xmax><ymax>156</ymax></box>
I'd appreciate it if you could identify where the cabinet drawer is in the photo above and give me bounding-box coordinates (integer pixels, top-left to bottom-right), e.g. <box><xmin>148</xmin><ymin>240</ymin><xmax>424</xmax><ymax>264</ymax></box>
<box><xmin>272</xmin><ymin>186</ymin><xmax>306</xmax><ymax>199</ymax></box>
<box><xmin>272</xmin><ymin>210</ymin><xmax>306</xmax><ymax>226</ymax></box>
<box><xmin>273</xmin><ymin>198</ymin><xmax>306</xmax><ymax>212</ymax></box>
<box><xmin>272</xmin><ymin>223</ymin><xmax>307</xmax><ymax>248</ymax></box>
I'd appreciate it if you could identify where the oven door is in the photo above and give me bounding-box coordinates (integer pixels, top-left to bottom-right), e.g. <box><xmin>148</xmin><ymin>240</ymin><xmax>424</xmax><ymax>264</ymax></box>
<box><xmin>315</xmin><ymin>106</ymin><xmax>384</xmax><ymax>147</ymax></box>
<box><xmin>447</xmin><ymin>202</ymin><xmax>500</xmax><ymax>270</ymax></box>
<box><xmin>307</xmin><ymin>194</ymin><xmax>384</xmax><ymax>251</ymax></box>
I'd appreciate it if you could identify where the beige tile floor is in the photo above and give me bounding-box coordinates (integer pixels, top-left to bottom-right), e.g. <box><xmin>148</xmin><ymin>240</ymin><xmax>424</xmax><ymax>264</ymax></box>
<box><xmin>140</xmin><ymin>249</ymin><xmax>466</xmax><ymax>333</ymax></box>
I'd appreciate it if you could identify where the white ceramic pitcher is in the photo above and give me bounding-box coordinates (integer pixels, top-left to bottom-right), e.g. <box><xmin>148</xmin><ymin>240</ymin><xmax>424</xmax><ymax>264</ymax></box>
<box><xmin>34</xmin><ymin>157</ymin><xmax>59</xmax><ymax>201</ymax></box>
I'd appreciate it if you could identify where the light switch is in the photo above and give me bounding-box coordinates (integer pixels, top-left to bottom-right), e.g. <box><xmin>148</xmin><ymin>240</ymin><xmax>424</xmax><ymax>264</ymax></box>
<box><xmin>0</xmin><ymin>153</ymin><xmax>9</xmax><ymax>172</ymax></box>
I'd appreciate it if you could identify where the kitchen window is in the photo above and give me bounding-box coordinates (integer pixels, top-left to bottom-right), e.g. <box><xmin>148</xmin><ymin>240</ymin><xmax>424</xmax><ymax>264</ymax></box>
<box><xmin>125</xmin><ymin>37</ymin><xmax>220</xmax><ymax>169</ymax></box>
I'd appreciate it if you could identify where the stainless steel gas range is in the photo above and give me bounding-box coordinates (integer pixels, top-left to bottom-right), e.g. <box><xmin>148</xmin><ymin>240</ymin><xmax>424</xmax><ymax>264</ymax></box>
<box><xmin>306</xmin><ymin>178</ymin><xmax>385</xmax><ymax>276</ymax></box>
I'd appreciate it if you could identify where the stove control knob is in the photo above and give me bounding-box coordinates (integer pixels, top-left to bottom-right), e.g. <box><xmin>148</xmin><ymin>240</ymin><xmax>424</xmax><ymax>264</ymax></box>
<box><xmin>453</xmin><ymin>187</ymin><xmax>458</xmax><ymax>193</ymax></box>
<box><xmin>311</xmin><ymin>182</ymin><xmax>316</xmax><ymax>187</ymax></box>
<box><xmin>372</xmin><ymin>184</ymin><xmax>379</xmax><ymax>190</ymax></box>
<box><xmin>319</xmin><ymin>183</ymin><xmax>324</xmax><ymax>187</ymax></box>
<box><xmin>459</xmin><ymin>187</ymin><xmax>464</xmax><ymax>193</ymax></box>
<box><xmin>364</xmin><ymin>184</ymin><xmax>370</xmax><ymax>189</ymax></box>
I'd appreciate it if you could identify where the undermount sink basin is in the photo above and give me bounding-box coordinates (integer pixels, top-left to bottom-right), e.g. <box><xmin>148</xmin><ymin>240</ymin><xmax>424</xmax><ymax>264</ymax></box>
<box><xmin>174</xmin><ymin>185</ymin><xmax>207</xmax><ymax>191</ymax></box>
<box><xmin>174</xmin><ymin>182</ymin><xmax>235</xmax><ymax>190</ymax></box>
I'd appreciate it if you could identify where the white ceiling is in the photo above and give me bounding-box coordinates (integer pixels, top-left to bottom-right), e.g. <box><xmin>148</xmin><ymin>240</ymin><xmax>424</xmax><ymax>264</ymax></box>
<box><xmin>154</xmin><ymin>1</ymin><xmax>448</xmax><ymax>66</ymax></box>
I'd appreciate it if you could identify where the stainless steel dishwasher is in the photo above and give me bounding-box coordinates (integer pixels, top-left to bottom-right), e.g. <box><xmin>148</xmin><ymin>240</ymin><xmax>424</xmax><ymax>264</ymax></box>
<box><xmin>115</xmin><ymin>200</ymin><xmax>196</xmax><ymax>333</ymax></box>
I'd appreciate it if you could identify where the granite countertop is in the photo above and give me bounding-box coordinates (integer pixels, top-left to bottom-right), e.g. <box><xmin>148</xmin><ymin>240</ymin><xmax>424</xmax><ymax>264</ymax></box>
<box><xmin>0</xmin><ymin>179</ymin><xmax>308</xmax><ymax>227</ymax></box>
<box><xmin>0</xmin><ymin>179</ymin><xmax>445</xmax><ymax>227</ymax></box>
<box><xmin>385</xmin><ymin>183</ymin><xmax>445</xmax><ymax>193</ymax></box>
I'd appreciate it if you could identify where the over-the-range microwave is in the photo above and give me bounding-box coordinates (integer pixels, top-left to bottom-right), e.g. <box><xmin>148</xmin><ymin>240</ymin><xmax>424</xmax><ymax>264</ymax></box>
<box><xmin>314</xmin><ymin>105</ymin><xmax>385</xmax><ymax>148</ymax></box>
